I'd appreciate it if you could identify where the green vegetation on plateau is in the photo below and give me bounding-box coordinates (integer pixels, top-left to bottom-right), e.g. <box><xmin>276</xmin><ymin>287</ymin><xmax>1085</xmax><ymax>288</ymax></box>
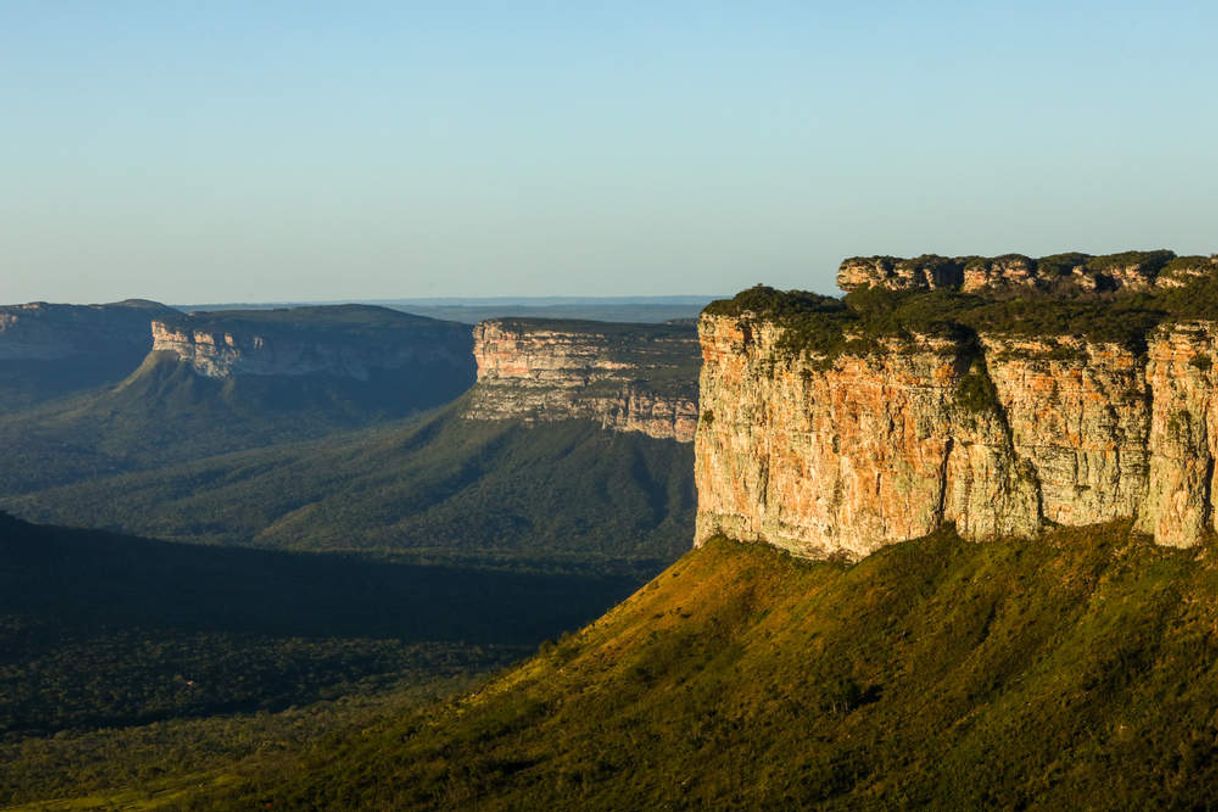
<box><xmin>707</xmin><ymin>250</ymin><xmax>1218</xmax><ymax>361</ymax></box>
<box><xmin>156</xmin><ymin>302</ymin><xmax>467</xmax><ymax>340</ymax></box>
<box><xmin>184</xmin><ymin>525</ymin><xmax>1218</xmax><ymax>810</ymax></box>
<box><xmin>7</xmin><ymin>399</ymin><xmax>695</xmax><ymax>574</ymax></box>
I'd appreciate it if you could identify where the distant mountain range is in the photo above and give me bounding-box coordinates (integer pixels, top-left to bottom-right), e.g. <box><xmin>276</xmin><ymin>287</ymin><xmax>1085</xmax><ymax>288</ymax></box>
<box><xmin>0</xmin><ymin>304</ymin><xmax>475</xmax><ymax>495</ymax></box>
<box><xmin>176</xmin><ymin>295</ymin><xmax>723</xmax><ymax>325</ymax></box>
<box><xmin>0</xmin><ymin>304</ymin><xmax>699</xmax><ymax>573</ymax></box>
<box><xmin>0</xmin><ymin>299</ymin><xmax>178</xmax><ymax>411</ymax></box>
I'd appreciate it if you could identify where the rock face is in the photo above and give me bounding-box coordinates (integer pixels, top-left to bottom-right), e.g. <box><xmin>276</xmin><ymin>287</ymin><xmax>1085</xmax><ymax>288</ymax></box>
<box><xmin>694</xmin><ymin>310</ymin><xmax>1218</xmax><ymax>558</ymax></box>
<box><xmin>836</xmin><ymin>251</ymin><xmax>1216</xmax><ymax>295</ymax></box>
<box><xmin>150</xmin><ymin>305</ymin><xmax>473</xmax><ymax>381</ymax></box>
<box><xmin>465</xmin><ymin>319</ymin><xmax>700</xmax><ymax>442</ymax></box>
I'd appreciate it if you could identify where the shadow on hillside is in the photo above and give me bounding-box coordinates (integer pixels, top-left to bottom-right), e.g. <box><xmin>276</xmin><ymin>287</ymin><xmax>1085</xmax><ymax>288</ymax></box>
<box><xmin>0</xmin><ymin>513</ymin><xmax>640</xmax><ymax>646</ymax></box>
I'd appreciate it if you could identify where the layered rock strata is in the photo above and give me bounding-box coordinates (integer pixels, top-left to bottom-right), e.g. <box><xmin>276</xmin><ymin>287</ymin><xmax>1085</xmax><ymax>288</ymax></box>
<box><xmin>465</xmin><ymin>319</ymin><xmax>699</xmax><ymax>442</ymax></box>
<box><xmin>837</xmin><ymin>251</ymin><xmax>1217</xmax><ymax>295</ymax></box>
<box><xmin>695</xmin><ymin>312</ymin><xmax>1218</xmax><ymax>558</ymax></box>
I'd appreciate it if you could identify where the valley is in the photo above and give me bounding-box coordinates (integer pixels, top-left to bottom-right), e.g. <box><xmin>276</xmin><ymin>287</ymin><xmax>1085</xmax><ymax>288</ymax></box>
<box><xmin>1</xmin><ymin>314</ymin><xmax>699</xmax><ymax>573</ymax></box>
<box><xmin>0</xmin><ymin>301</ymin><xmax>702</xmax><ymax>806</ymax></box>
<box><xmin>9</xmin><ymin>251</ymin><xmax>1218</xmax><ymax>808</ymax></box>
<box><xmin>10</xmin><ymin>6</ymin><xmax>1213</xmax><ymax>807</ymax></box>
<box><xmin>0</xmin><ymin>512</ymin><xmax>637</xmax><ymax>806</ymax></box>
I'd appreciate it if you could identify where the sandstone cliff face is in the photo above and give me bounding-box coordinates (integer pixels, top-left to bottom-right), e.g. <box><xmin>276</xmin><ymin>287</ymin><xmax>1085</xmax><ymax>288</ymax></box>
<box><xmin>837</xmin><ymin>251</ymin><xmax>1216</xmax><ymax>296</ymax></box>
<box><xmin>1137</xmin><ymin>322</ymin><xmax>1218</xmax><ymax>547</ymax></box>
<box><xmin>465</xmin><ymin>319</ymin><xmax>699</xmax><ymax>442</ymax></box>
<box><xmin>695</xmin><ymin>311</ymin><xmax>1218</xmax><ymax>558</ymax></box>
<box><xmin>150</xmin><ymin>306</ymin><xmax>472</xmax><ymax>381</ymax></box>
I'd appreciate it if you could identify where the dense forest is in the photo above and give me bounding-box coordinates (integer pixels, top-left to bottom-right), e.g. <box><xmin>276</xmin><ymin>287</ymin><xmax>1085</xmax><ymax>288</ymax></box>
<box><xmin>0</xmin><ymin>513</ymin><xmax>640</xmax><ymax>805</ymax></box>
<box><xmin>6</xmin><ymin>402</ymin><xmax>696</xmax><ymax>574</ymax></box>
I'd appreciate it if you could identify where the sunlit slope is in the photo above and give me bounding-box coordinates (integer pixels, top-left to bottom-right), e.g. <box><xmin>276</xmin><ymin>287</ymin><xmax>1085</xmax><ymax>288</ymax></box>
<box><xmin>216</xmin><ymin>525</ymin><xmax>1218</xmax><ymax>809</ymax></box>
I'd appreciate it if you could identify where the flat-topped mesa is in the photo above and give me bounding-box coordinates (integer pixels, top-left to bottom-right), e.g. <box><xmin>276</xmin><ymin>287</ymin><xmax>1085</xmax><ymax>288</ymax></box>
<box><xmin>837</xmin><ymin>250</ymin><xmax>1217</xmax><ymax>295</ymax></box>
<box><xmin>0</xmin><ymin>299</ymin><xmax>180</xmax><ymax>410</ymax></box>
<box><xmin>0</xmin><ymin>299</ymin><xmax>175</xmax><ymax>362</ymax></box>
<box><xmin>465</xmin><ymin>318</ymin><xmax>700</xmax><ymax>442</ymax></box>
<box><xmin>149</xmin><ymin>305</ymin><xmax>473</xmax><ymax>380</ymax></box>
<box><xmin>696</xmin><ymin>254</ymin><xmax>1218</xmax><ymax>559</ymax></box>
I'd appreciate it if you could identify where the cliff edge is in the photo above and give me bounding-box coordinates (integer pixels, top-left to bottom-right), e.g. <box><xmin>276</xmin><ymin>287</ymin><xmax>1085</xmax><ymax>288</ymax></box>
<box><xmin>465</xmin><ymin>318</ymin><xmax>699</xmax><ymax>442</ymax></box>
<box><xmin>696</xmin><ymin>250</ymin><xmax>1218</xmax><ymax>558</ymax></box>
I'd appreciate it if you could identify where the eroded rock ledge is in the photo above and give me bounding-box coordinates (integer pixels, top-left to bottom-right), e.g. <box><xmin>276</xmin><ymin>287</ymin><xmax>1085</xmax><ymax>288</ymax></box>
<box><xmin>697</xmin><ymin>254</ymin><xmax>1218</xmax><ymax>559</ymax></box>
<box><xmin>465</xmin><ymin>319</ymin><xmax>700</xmax><ymax>442</ymax></box>
<box><xmin>837</xmin><ymin>250</ymin><xmax>1217</xmax><ymax>295</ymax></box>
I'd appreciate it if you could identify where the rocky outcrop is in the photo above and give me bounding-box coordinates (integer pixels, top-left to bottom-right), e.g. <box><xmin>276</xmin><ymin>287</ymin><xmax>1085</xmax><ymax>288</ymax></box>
<box><xmin>150</xmin><ymin>305</ymin><xmax>473</xmax><ymax>381</ymax></box>
<box><xmin>695</xmin><ymin>318</ymin><xmax>1039</xmax><ymax>558</ymax></box>
<box><xmin>694</xmin><ymin>309</ymin><xmax>1218</xmax><ymax>558</ymax></box>
<box><xmin>836</xmin><ymin>255</ymin><xmax>966</xmax><ymax>292</ymax></box>
<box><xmin>465</xmin><ymin>319</ymin><xmax>699</xmax><ymax>442</ymax></box>
<box><xmin>981</xmin><ymin>337</ymin><xmax>1151</xmax><ymax>528</ymax></box>
<box><xmin>1137</xmin><ymin>322</ymin><xmax>1218</xmax><ymax>547</ymax></box>
<box><xmin>836</xmin><ymin>251</ymin><xmax>1215</xmax><ymax>295</ymax></box>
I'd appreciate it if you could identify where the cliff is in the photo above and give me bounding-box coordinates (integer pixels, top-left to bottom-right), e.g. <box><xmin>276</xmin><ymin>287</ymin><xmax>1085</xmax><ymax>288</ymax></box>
<box><xmin>465</xmin><ymin>319</ymin><xmax>699</xmax><ymax>442</ymax></box>
<box><xmin>837</xmin><ymin>250</ymin><xmax>1217</xmax><ymax>295</ymax></box>
<box><xmin>149</xmin><ymin>305</ymin><xmax>473</xmax><ymax>381</ymax></box>
<box><xmin>0</xmin><ymin>299</ymin><xmax>173</xmax><ymax>361</ymax></box>
<box><xmin>696</xmin><ymin>253</ymin><xmax>1218</xmax><ymax>558</ymax></box>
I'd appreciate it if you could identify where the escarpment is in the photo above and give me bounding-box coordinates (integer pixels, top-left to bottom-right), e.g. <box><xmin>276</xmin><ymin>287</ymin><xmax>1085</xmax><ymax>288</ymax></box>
<box><xmin>0</xmin><ymin>299</ymin><xmax>174</xmax><ymax>361</ymax></box>
<box><xmin>696</xmin><ymin>251</ymin><xmax>1218</xmax><ymax>558</ymax></box>
<box><xmin>837</xmin><ymin>250</ymin><xmax>1216</xmax><ymax>295</ymax></box>
<box><xmin>149</xmin><ymin>305</ymin><xmax>473</xmax><ymax>381</ymax></box>
<box><xmin>0</xmin><ymin>299</ymin><xmax>179</xmax><ymax>410</ymax></box>
<box><xmin>465</xmin><ymin>319</ymin><xmax>700</xmax><ymax>442</ymax></box>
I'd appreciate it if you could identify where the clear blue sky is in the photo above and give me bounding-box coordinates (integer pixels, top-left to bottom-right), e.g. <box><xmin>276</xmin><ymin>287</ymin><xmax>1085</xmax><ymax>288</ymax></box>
<box><xmin>3</xmin><ymin>1</ymin><xmax>1215</xmax><ymax>304</ymax></box>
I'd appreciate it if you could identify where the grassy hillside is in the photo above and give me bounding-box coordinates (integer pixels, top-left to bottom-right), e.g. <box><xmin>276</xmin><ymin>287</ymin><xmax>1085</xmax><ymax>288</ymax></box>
<box><xmin>187</xmin><ymin>525</ymin><xmax>1218</xmax><ymax>810</ymax></box>
<box><xmin>8</xmin><ymin>400</ymin><xmax>695</xmax><ymax>573</ymax></box>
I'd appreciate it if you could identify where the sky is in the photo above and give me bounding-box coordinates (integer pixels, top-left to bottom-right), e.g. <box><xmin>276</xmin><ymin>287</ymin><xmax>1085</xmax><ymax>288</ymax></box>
<box><xmin>2</xmin><ymin>1</ymin><xmax>1216</xmax><ymax>304</ymax></box>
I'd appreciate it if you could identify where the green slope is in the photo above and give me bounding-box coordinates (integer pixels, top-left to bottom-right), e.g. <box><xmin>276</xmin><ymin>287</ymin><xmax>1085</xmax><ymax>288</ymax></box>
<box><xmin>195</xmin><ymin>524</ymin><xmax>1218</xmax><ymax>810</ymax></box>
<box><xmin>7</xmin><ymin>400</ymin><xmax>695</xmax><ymax>573</ymax></box>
